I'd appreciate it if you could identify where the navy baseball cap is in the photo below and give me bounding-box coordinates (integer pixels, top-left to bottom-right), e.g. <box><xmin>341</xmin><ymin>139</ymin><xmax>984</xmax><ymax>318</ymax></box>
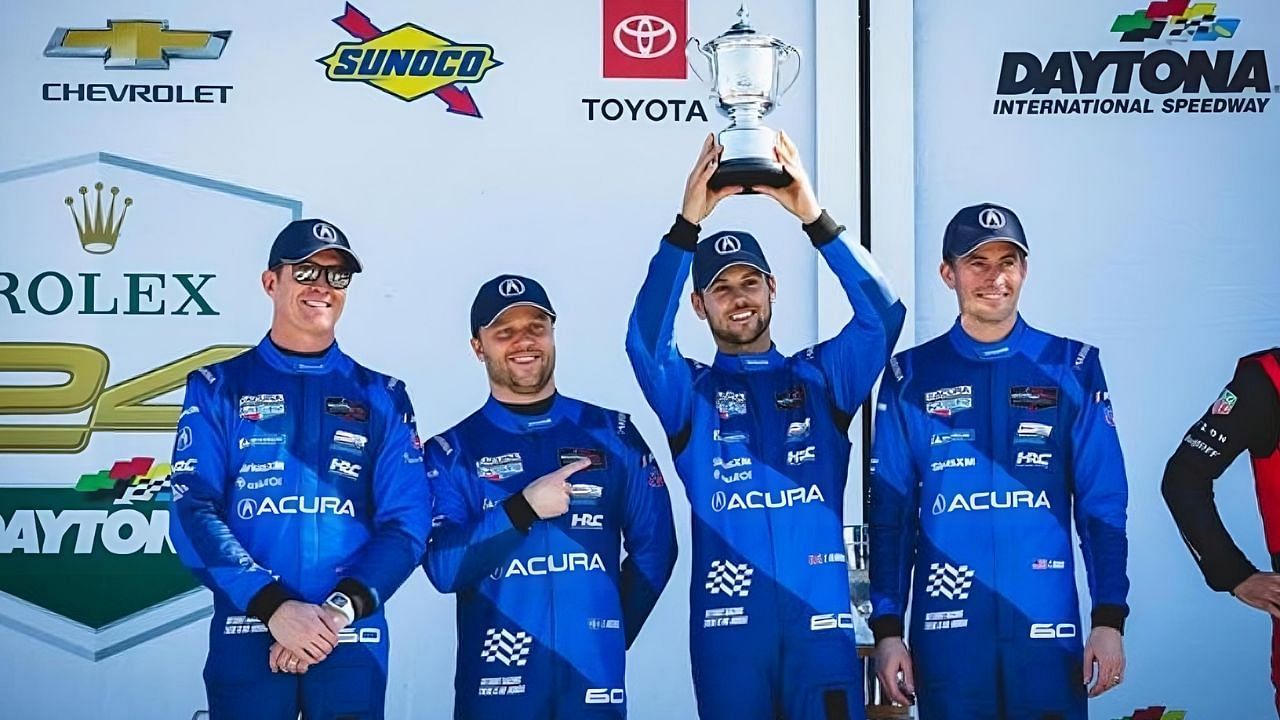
<box><xmin>471</xmin><ymin>274</ymin><xmax>557</xmax><ymax>337</ymax></box>
<box><xmin>267</xmin><ymin>219</ymin><xmax>363</xmax><ymax>272</ymax></box>
<box><xmin>694</xmin><ymin>231</ymin><xmax>773</xmax><ymax>292</ymax></box>
<box><xmin>942</xmin><ymin>203</ymin><xmax>1029</xmax><ymax>260</ymax></box>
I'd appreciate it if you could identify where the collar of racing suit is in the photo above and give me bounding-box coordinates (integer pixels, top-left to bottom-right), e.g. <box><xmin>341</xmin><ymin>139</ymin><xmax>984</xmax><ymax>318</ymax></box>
<box><xmin>481</xmin><ymin>392</ymin><xmax>579</xmax><ymax>433</ymax></box>
<box><xmin>712</xmin><ymin>345</ymin><xmax>787</xmax><ymax>373</ymax></box>
<box><xmin>946</xmin><ymin>313</ymin><xmax>1031</xmax><ymax>361</ymax></box>
<box><xmin>254</xmin><ymin>334</ymin><xmax>351</xmax><ymax>374</ymax></box>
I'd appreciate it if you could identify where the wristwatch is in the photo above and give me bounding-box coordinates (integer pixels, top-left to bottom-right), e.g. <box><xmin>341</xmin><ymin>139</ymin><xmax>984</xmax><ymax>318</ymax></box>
<box><xmin>324</xmin><ymin>591</ymin><xmax>356</xmax><ymax>625</ymax></box>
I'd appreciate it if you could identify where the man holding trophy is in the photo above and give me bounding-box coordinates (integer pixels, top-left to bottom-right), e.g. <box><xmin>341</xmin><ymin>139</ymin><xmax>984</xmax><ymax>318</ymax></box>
<box><xmin>627</xmin><ymin>15</ymin><xmax>904</xmax><ymax>717</ymax></box>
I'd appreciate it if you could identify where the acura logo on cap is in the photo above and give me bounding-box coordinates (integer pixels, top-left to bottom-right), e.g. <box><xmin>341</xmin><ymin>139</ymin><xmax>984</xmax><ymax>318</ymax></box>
<box><xmin>714</xmin><ymin>236</ymin><xmax>742</xmax><ymax>255</ymax></box>
<box><xmin>978</xmin><ymin>208</ymin><xmax>1006</xmax><ymax>230</ymax></box>
<box><xmin>313</xmin><ymin>222</ymin><xmax>338</xmax><ymax>241</ymax></box>
<box><xmin>499</xmin><ymin>278</ymin><xmax>525</xmax><ymax>297</ymax></box>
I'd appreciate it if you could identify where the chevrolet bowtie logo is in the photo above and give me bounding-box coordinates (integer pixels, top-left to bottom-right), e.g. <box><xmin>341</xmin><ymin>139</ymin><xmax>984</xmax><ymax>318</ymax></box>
<box><xmin>44</xmin><ymin>20</ymin><xmax>230</xmax><ymax>69</ymax></box>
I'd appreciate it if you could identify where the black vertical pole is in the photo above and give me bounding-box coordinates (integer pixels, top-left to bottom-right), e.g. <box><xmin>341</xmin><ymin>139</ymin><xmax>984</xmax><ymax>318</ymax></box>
<box><xmin>859</xmin><ymin>0</ymin><xmax>874</xmax><ymax>517</ymax></box>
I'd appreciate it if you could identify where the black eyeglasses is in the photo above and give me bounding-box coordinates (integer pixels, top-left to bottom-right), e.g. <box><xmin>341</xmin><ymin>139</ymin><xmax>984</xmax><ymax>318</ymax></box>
<box><xmin>291</xmin><ymin>262</ymin><xmax>353</xmax><ymax>290</ymax></box>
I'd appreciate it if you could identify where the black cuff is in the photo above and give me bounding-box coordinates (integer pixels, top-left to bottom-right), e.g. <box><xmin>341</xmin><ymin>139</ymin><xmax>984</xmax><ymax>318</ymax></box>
<box><xmin>247</xmin><ymin>581</ymin><xmax>293</xmax><ymax>625</ymax></box>
<box><xmin>801</xmin><ymin>210</ymin><xmax>844</xmax><ymax>248</ymax></box>
<box><xmin>334</xmin><ymin>578</ymin><xmax>376</xmax><ymax>620</ymax></box>
<box><xmin>503</xmin><ymin>492</ymin><xmax>537</xmax><ymax>534</ymax></box>
<box><xmin>665</xmin><ymin>214</ymin><xmax>700</xmax><ymax>252</ymax></box>
<box><xmin>1090</xmin><ymin>604</ymin><xmax>1128</xmax><ymax>634</ymax></box>
<box><xmin>1214</xmin><ymin>560</ymin><xmax>1261</xmax><ymax>595</ymax></box>
<box><xmin>869</xmin><ymin>615</ymin><xmax>904</xmax><ymax>644</ymax></box>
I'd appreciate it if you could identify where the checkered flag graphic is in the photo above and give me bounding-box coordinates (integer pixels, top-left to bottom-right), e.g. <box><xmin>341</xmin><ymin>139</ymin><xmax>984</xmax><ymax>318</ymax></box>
<box><xmin>480</xmin><ymin>628</ymin><xmax>533</xmax><ymax>667</ymax></box>
<box><xmin>926</xmin><ymin>562</ymin><xmax>975</xmax><ymax>600</ymax></box>
<box><xmin>1168</xmin><ymin>14</ymin><xmax>1215</xmax><ymax>40</ymax></box>
<box><xmin>705</xmin><ymin>559</ymin><xmax>754</xmax><ymax>598</ymax></box>
<box><xmin>115</xmin><ymin>475</ymin><xmax>171</xmax><ymax>505</ymax></box>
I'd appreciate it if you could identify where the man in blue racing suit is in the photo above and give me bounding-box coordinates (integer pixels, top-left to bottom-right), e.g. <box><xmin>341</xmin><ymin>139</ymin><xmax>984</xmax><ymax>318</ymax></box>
<box><xmin>870</xmin><ymin>203</ymin><xmax>1129</xmax><ymax>719</ymax></box>
<box><xmin>170</xmin><ymin>219</ymin><xmax>431</xmax><ymax>719</ymax></box>
<box><xmin>626</xmin><ymin>133</ymin><xmax>905</xmax><ymax>720</ymax></box>
<box><xmin>424</xmin><ymin>274</ymin><xmax>677</xmax><ymax>719</ymax></box>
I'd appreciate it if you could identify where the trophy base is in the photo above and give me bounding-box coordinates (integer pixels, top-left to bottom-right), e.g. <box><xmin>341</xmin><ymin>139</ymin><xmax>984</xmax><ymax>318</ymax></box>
<box><xmin>709</xmin><ymin>158</ymin><xmax>793</xmax><ymax>193</ymax></box>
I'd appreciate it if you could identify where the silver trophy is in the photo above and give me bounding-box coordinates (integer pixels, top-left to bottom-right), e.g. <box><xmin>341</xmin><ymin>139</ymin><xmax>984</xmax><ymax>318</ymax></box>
<box><xmin>688</xmin><ymin>6</ymin><xmax>801</xmax><ymax>191</ymax></box>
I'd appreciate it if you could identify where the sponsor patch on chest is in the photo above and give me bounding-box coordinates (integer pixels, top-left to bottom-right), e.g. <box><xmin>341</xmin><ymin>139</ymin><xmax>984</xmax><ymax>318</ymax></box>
<box><xmin>1009</xmin><ymin>386</ymin><xmax>1058</xmax><ymax>411</ymax></box>
<box><xmin>925</xmin><ymin>385</ymin><xmax>972</xmax><ymax>417</ymax></box>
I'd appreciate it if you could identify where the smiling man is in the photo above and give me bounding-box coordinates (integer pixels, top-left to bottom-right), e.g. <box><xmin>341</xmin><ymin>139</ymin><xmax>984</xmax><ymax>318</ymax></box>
<box><xmin>169</xmin><ymin>218</ymin><xmax>431</xmax><ymax>719</ymax></box>
<box><xmin>423</xmin><ymin>274</ymin><xmax>677</xmax><ymax>720</ymax></box>
<box><xmin>626</xmin><ymin>133</ymin><xmax>905</xmax><ymax>720</ymax></box>
<box><xmin>869</xmin><ymin>203</ymin><xmax>1130</xmax><ymax>719</ymax></box>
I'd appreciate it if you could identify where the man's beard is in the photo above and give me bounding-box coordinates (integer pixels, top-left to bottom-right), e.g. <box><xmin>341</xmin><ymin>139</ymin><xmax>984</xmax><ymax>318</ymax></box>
<box><xmin>707</xmin><ymin>306</ymin><xmax>772</xmax><ymax>349</ymax></box>
<box><xmin>485</xmin><ymin>350</ymin><xmax>556</xmax><ymax>397</ymax></box>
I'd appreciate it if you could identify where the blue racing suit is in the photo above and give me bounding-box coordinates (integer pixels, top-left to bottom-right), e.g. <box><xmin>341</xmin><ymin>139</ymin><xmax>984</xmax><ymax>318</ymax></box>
<box><xmin>423</xmin><ymin>394</ymin><xmax>677</xmax><ymax>720</ymax></box>
<box><xmin>626</xmin><ymin>214</ymin><xmax>905</xmax><ymax>720</ymax></box>
<box><xmin>170</xmin><ymin>337</ymin><xmax>431</xmax><ymax>720</ymax></box>
<box><xmin>869</xmin><ymin>317</ymin><xmax>1129</xmax><ymax>720</ymax></box>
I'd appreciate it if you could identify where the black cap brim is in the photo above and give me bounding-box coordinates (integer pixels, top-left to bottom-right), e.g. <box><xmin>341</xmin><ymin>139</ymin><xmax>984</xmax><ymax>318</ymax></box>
<box><xmin>481</xmin><ymin>302</ymin><xmax>557</xmax><ymax>329</ymax></box>
<box><xmin>278</xmin><ymin>246</ymin><xmax>364</xmax><ymax>273</ymax></box>
<box><xmin>953</xmin><ymin>236</ymin><xmax>1029</xmax><ymax>259</ymax></box>
<box><xmin>699</xmin><ymin>259</ymin><xmax>773</xmax><ymax>291</ymax></box>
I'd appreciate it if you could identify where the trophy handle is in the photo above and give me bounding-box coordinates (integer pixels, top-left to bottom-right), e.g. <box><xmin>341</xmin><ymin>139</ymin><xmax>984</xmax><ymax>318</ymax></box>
<box><xmin>778</xmin><ymin>43</ymin><xmax>802</xmax><ymax>96</ymax></box>
<box><xmin>686</xmin><ymin>37</ymin><xmax>713</xmax><ymax>85</ymax></box>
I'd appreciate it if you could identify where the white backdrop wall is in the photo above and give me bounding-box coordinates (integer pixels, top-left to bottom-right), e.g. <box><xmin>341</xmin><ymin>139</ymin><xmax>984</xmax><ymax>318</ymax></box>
<box><xmin>0</xmin><ymin>1</ymin><xmax>841</xmax><ymax>718</ymax></box>
<box><xmin>914</xmin><ymin>1</ymin><xmax>1280</xmax><ymax>717</ymax></box>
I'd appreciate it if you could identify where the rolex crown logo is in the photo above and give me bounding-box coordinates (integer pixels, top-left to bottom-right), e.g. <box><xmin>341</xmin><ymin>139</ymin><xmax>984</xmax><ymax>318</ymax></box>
<box><xmin>65</xmin><ymin>182</ymin><xmax>133</xmax><ymax>254</ymax></box>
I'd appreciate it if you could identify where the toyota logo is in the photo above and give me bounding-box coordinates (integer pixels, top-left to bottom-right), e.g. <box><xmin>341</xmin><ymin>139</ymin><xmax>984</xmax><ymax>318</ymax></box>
<box><xmin>714</xmin><ymin>235</ymin><xmax>742</xmax><ymax>255</ymax></box>
<box><xmin>977</xmin><ymin>208</ymin><xmax>1006</xmax><ymax>230</ymax></box>
<box><xmin>313</xmin><ymin>222</ymin><xmax>338</xmax><ymax>241</ymax></box>
<box><xmin>613</xmin><ymin>15</ymin><xmax>677</xmax><ymax>59</ymax></box>
<box><xmin>498</xmin><ymin>278</ymin><xmax>525</xmax><ymax>297</ymax></box>
<box><xmin>237</xmin><ymin>498</ymin><xmax>258</xmax><ymax>520</ymax></box>
<box><xmin>711</xmin><ymin>491</ymin><xmax>727</xmax><ymax>513</ymax></box>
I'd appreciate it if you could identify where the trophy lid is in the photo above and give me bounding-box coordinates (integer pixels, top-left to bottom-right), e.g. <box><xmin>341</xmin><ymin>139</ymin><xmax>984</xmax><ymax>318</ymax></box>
<box><xmin>724</xmin><ymin>5</ymin><xmax>757</xmax><ymax>35</ymax></box>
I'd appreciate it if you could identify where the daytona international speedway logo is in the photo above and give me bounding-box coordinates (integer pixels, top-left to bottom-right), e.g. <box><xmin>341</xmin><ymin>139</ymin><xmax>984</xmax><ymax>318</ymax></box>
<box><xmin>993</xmin><ymin>1</ymin><xmax>1270</xmax><ymax>116</ymax></box>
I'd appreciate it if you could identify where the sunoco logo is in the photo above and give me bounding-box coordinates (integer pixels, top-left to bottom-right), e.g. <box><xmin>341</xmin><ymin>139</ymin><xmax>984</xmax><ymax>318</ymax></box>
<box><xmin>995</xmin><ymin>2</ymin><xmax>1271</xmax><ymax>116</ymax></box>
<box><xmin>319</xmin><ymin>3</ymin><xmax>501</xmax><ymax>117</ymax></box>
